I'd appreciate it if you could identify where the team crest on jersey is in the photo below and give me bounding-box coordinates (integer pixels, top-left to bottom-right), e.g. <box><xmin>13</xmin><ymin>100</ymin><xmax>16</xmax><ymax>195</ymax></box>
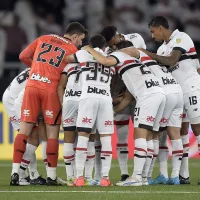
<box><xmin>176</xmin><ymin>38</ymin><xmax>181</xmax><ymax>44</ymax></box>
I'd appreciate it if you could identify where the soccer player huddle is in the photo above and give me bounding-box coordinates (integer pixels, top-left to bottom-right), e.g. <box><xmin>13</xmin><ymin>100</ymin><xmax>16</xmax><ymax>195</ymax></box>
<box><xmin>4</xmin><ymin>16</ymin><xmax>200</xmax><ymax>187</ymax></box>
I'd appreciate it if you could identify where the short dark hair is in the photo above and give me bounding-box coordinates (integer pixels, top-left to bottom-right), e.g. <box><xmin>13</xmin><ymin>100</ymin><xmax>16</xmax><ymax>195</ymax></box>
<box><xmin>100</xmin><ymin>26</ymin><xmax>117</xmax><ymax>42</ymax></box>
<box><xmin>89</xmin><ymin>34</ymin><xmax>106</xmax><ymax>49</ymax></box>
<box><xmin>116</xmin><ymin>40</ymin><xmax>133</xmax><ymax>50</ymax></box>
<box><xmin>65</xmin><ymin>22</ymin><xmax>87</xmax><ymax>35</ymax></box>
<box><xmin>148</xmin><ymin>16</ymin><xmax>169</xmax><ymax>29</ymax></box>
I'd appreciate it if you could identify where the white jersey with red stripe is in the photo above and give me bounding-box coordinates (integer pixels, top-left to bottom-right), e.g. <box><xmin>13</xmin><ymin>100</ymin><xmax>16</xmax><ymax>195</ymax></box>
<box><xmin>75</xmin><ymin>48</ymin><xmax>115</xmax><ymax>101</ymax></box>
<box><xmin>139</xmin><ymin>50</ymin><xmax>182</xmax><ymax>95</ymax></box>
<box><xmin>3</xmin><ymin>68</ymin><xmax>30</xmax><ymax>103</ymax></box>
<box><xmin>110</xmin><ymin>52</ymin><xmax>164</xmax><ymax>98</ymax></box>
<box><xmin>157</xmin><ymin>29</ymin><xmax>200</xmax><ymax>94</ymax></box>
<box><xmin>62</xmin><ymin>63</ymin><xmax>82</xmax><ymax>102</ymax></box>
<box><xmin>106</xmin><ymin>33</ymin><xmax>146</xmax><ymax>98</ymax></box>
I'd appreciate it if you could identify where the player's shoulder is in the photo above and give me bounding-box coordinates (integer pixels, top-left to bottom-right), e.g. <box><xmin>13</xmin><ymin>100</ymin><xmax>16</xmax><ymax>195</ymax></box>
<box><xmin>125</xmin><ymin>33</ymin><xmax>143</xmax><ymax>40</ymax></box>
<box><xmin>63</xmin><ymin>63</ymin><xmax>79</xmax><ymax>73</ymax></box>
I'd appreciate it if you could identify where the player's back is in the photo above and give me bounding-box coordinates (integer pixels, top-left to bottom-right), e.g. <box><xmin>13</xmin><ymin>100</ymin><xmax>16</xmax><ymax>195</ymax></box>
<box><xmin>27</xmin><ymin>34</ymin><xmax>78</xmax><ymax>93</ymax></box>
<box><xmin>75</xmin><ymin>49</ymin><xmax>115</xmax><ymax>100</ymax></box>
<box><xmin>111</xmin><ymin>51</ymin><xmax>163</xmax><ymax>98</ymax></box>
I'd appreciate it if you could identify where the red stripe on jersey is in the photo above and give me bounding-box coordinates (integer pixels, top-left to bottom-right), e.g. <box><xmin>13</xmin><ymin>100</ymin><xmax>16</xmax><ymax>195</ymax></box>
<box><xmin>67</xmin><ymin>66</ymin><xmax>75</xmax><ymax>73</ymax></box>
<box><xmin>21</xmin><ymin>159</ymin><xmax>30</xmax><ymax>164</ymax></box>
<box><xmin>188</xmin><ymin>47</ymin><xmax>196</xmax><ymax>53</ymax></box>
<box><xmin>76</xmin><ymin>148</ymin><xmax>87</xmax><ymax>151</ymax></box>
<box><xmin>95</xmin><ymin>145</ymin><xmax>102</xmax><ymax>149</ymax></box>
<box><xmin>111</xmin><ymin>68</ymin><xmax>115</xmax><ymax>74</ymax></box>
<box><xmin>122</xmin><ymin>60</ymin><xmax>136</xmax><ymax>66</ymax></box>
<box><xmin>153</xmin><ymin>154</ymin><xmax>158</xmax><ymax>157</ymax></box>
<box><xmin>140</xmin><ymin>56</ymin><xmax>152</xmax><ymax>62</ymax></box>
<box><xmin>135</xmin><ymin>147</ymin><xmax>147</xmax><ymax>153</ymax></box>
<box><xmin>172</xmin><ymin>150</ymin><xmax>183</xmax><ymax>154</ymax></box>
<box><xmin>80</xmin><ymin>62</ymin><xmax>86</xmax><ymax>66</ymax></box>
<box><xmin>117</xmin><ymin>143</ymin><xmax>128</xmax><ymax>147</ymax></box>
<box><xmin>147</xmin><ymin>148</ymin><xmax>154</xmax><ymax>153</ymax></box>
<box><xmin>64</xmin><ymin>155</ymin><xmax>74</xmax><ymax>159</ymax></box>
<box><xmin>114</xmin><ymin>120</ymin><xmax>129</xmax><ymax>125</ymax></box>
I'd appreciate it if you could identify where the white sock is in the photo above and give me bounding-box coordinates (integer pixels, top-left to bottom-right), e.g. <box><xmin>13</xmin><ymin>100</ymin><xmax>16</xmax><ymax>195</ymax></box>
<box><xmin>28</xmin><ymin>152</ymin><xmax>40</xmax><ymax>180</ymax></box>
<box><xmin>19</xmin><ymin>143</ymin><xmax>37</xmax><ymax>177</ymax></box>
<box><xmin>63</xmin><ymin>143</ymin><xmax>75</xmax><ymax>179</ymax></box>
<box><xmin>148</xmin><ymin>139</ymin><xmax>159</xmax><ymax>178</ymax></box>
<box><xmin>75</xmin><ymin>136</ymin><xmax>89</xmax><ymax>177</ymax></box>
<box><xmin>142</xmin><ymin>140</ymin><xmax>154</xmax><ymax>178</ymax></box>
<box><xmin>47</xmin><ymin>167</ymin><xmax>57</xmax><ymax>180</ymax></box>
<box><xmin>42</xmin><ymin>141</ymin><xmax>48</xmax><ymax>171</ymax></box>
<box><xmin>132</xmin><ymin>138</ymin><xmax>147</xmax><ymax>180</ymax></box>
<box><xmin>116</xmin><ymin>125</ymin><xmax>129</xmax><ymax>175</ymax></box>
<box><xmin>11</xmin><ymin>163</ymin><xmax>20</xmax><ymax>175</ymax></box>
<box><xmin>100</xmin><ymin>136</ymin><xmax>112</xmax><ymax>177</ymax></box>
<box><xmin>180</xmin><ymin>134</ymin><xmax>190</xmax><ymax>178</ymax></box>
<box><xmin>85</xmin><ymin>141</ymin><xmax>95</xmax><ymax>179</ymax></box>
<box><xmin>94</xmin><ymin>140</ymin><xmax>101</xmax><ymax>181</ymax></box>
<box><xmin>158</xmin><ymin>131</ymin><xmax>168</xmax><ymax>178</ymax></box>
<box><xmin>171</xmin><ymin>139</ymin><xmax>183</xmax><ymax>178</ymax></box>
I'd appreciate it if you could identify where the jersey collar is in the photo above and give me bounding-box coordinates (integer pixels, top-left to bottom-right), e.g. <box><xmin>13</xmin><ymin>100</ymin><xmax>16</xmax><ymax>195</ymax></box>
<box><xmin>167</xmin><ymin>29</ymin><xmax>179</xmax><ymax>43</ymax></box>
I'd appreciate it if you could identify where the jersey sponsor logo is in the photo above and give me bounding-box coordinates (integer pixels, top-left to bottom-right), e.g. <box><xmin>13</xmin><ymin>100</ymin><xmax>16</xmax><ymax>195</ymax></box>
<box><xmin>82</xmin><ymin>117</ymin><xmax>92</xmax><ymax>124</ymax></box>
<box><xmin>23</xmin><ymin>110</ymin><xmax>30</xmax><ymax>116</ymax></box>
<box><xmin>30</xmin><ymin>73</ymin><xmax>51</xmax><ymax>83</ymax></box>
<box><xmin>64</xmin><ymin>118</ymin><xmax>74</xmax><ymax>124</ymax></box>
<box><xmin>169</xmin><ymin>64</ymin><xmax>179</xmax><ymax>72</ymax></box>
<box><xmin>65</xmin><ymin>89</ymin><xmax>81</xmax><ymax>97</ymax></box>
<box><xmin>145</xmin><ymin>79</ymin><xmax>159</xmax><ymax>88</ymax></box>
<box><xmin>87</xmin><ymin>86</ymin><xmax>109</xmax><ymax>96</ymax></box>
<box><xmin>162</xmin><ymin>77</ymin><xmax>177</xmax><ymax>85</ymax></box>
<box><xmin>146</xmin><ymin>116</ymin><xmax>155</xmax><ymax>122</ymax></box>
<box><xmin>45</xmin><ymin>110</ymin><xmax>53</xmax><ymax>118</ymax></box>
<box><xmin>104</xmin><ymin>120</ymin><xmax>113</xmax><ymax>126</ymax></box>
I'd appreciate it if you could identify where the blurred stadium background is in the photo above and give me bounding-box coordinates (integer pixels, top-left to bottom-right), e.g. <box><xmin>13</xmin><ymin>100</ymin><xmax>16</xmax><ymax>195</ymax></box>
<box><xmin>0</xmin><ymin>0</ymin><xmax>200</xmax><ymax>159</ymax></box>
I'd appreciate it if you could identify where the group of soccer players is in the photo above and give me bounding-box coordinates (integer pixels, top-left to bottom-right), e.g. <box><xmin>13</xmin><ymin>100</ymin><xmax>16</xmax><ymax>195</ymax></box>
<box><xmin>4</xmin><ymin>15</ymin><xmax>200</xmax><ymax>187</ymax></box>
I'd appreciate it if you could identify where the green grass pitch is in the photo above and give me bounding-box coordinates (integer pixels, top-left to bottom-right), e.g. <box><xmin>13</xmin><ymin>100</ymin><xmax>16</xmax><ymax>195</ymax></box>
<box><xmin>0</xmin><ymin>159</ymin><xmax>200</xmax><ymax>200</ymax></box>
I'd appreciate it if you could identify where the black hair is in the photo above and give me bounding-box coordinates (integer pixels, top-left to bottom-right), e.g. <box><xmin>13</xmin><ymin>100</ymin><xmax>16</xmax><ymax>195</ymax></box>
<box><xmin>100</xmin><ymin>26</ymin><xmax>117</xmax><ymax>42</ymax></box>
<box><xmin>65</xmin><ymin>22</ymin><xmax>87</xmax><ymax>35</ymax></box>
<box><xmin>148</xmin><ymin>16</ymin><xmax>169</xmax><ymax>29</ymax></box>
<box><xmin>89</xmin><ymin>34</ymin><xmax>106</xmax><ymax>49</ymax></box>
<box><xmin>116</xmin><ymin>40</ymin><xmax>133</xmax><ymax>50</ymax></box>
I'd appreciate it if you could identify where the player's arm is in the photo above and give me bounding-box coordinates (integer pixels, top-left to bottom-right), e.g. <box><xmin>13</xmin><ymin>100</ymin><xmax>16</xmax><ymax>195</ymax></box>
<box><xmin>19</xmin><ymin>38</ymin><xmax>39</xmax><ymax>67</ymax></box>
<box><xmin>114</xmin><ymin>90</ymin><xmax>134</xmax><ymax>113</ymax></box>
<box><xmin>118</xmin><ymin>47</ymin><xmax>140</xmax><ymax>59</ymax></box>
<box><xmin>137</xmin><ymin>48</ymin><xmax>182</xmax><ymax>67</ymax></box>
<box><xmin>65</xmin><ymin>54</ymin><xmax>76</xmax><ymax>63</ymax></box>
<box><xmin>83</xmin><ymin>45</ymin><xmax>118</xmax><ymax>66</ymax></box>
<box><xmin>57</xmin><ymin>73</ymin><xmax>68</xmax><ymax>105</ymax></box>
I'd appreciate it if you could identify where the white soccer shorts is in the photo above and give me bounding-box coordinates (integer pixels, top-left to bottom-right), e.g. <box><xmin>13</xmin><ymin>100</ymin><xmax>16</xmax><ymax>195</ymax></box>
<box><xmin>134</xmin><ymin>93</ymin><xmax>166</xmax><ymax>131</ymax></box>
<box><xmin>183</xmin><ymin>89</ymin><xmax>200</xmax><ymax>124</ymax></box>
<box><xmin>76</xmin><ymin>98</ymin><xmax>114</xmax><ymax>134</ymax></box>
<box><xmin>2</xmin><ymin>90</ymin><xmax>20</xmax><ymax>131</ymax></box>
<box><xmin>62</xmin><ymin>100</ymin><xmax>79</xmax><ymax>131</ymax></box>
<box><xmin>160</xmin><ymin>92</ymin><xmax>184</xmax><ymax>129</ymax></box>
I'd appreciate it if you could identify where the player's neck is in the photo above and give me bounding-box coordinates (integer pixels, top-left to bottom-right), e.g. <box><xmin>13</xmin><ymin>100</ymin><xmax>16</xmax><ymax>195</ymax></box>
<box><xmin>163</xmin><ymin>29</ymin><xmax>173</xmax><ymax>43</ymax></box>
<box><xmin>63</xmin><ymin>34</ymin><xmax>73</xmax><ymax>41</ymax></box>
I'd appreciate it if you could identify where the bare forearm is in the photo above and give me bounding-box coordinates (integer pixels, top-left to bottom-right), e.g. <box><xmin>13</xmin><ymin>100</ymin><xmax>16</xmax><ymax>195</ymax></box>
<box><xmin>114</xmin><ymin>98</ymin><xmax>132</xmax><ymax>113</ymax></box>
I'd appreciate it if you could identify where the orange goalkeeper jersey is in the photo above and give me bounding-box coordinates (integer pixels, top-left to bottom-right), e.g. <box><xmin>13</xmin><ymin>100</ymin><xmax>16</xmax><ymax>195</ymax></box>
<box><xmin>19</xmin><ymin>34</ymin><xmax>78</xmax><ymax>93</ymax></box>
